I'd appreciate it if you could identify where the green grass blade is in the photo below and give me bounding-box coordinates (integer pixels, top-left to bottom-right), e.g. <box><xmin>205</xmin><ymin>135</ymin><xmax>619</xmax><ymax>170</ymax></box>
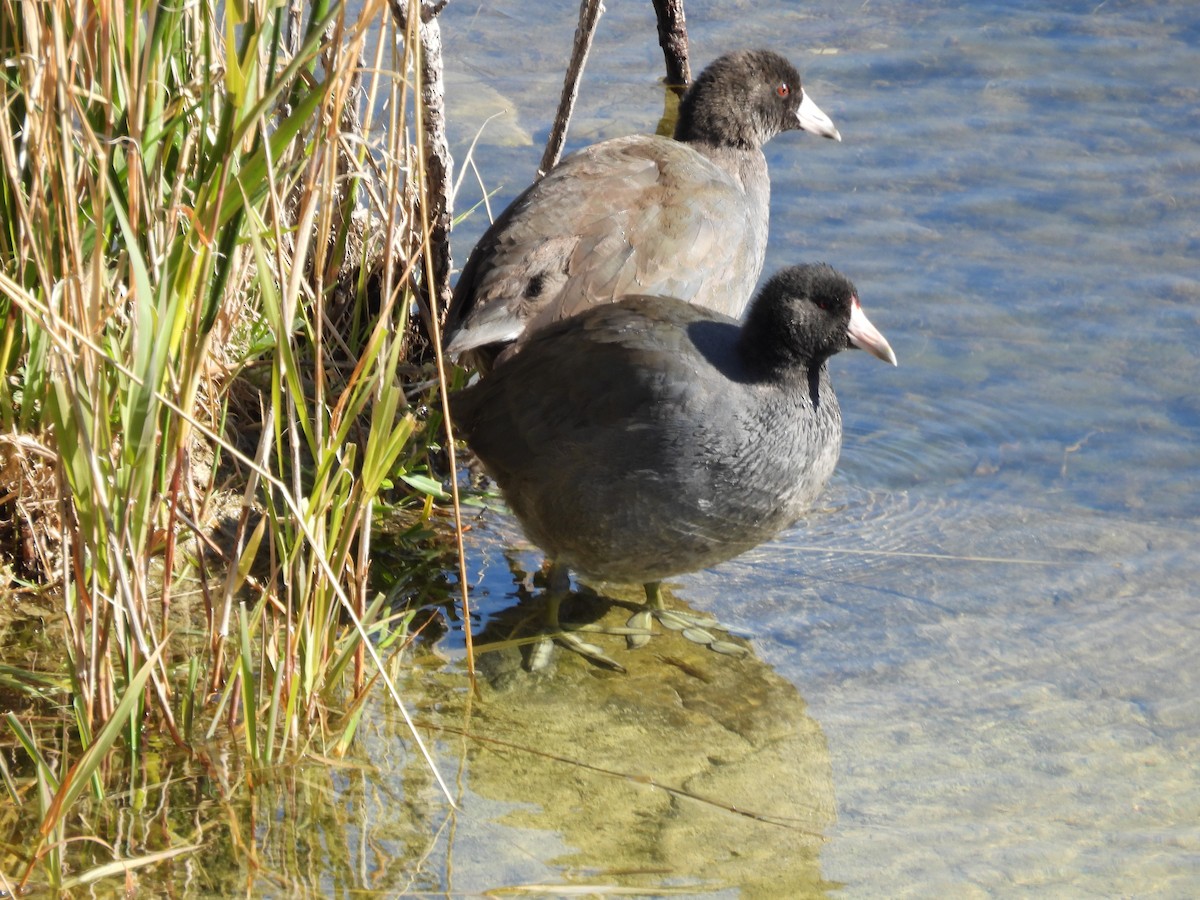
<box><xmin>36</xmin><ymin>642</ymin><xmax>167</xmax><ymax>845</ymax></box>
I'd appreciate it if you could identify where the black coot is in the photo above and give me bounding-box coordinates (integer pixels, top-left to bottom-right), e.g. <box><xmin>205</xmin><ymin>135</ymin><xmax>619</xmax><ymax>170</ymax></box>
<box><xmin>452</xmin><ymin>263</ymin><xmax>897</xmax><ymax>668</ymax></box>
<box><xmin>445</xmin><ymin>50</ymin><xmax>841</xmax><ymax>371</ymax></box>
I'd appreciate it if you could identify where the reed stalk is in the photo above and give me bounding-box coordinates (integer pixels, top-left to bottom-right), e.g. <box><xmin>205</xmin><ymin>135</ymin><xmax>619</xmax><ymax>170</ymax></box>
<box><xmin>0</xmin><ymin>0</ymin><xmax>455</xmax><ymax>886</ymax></box>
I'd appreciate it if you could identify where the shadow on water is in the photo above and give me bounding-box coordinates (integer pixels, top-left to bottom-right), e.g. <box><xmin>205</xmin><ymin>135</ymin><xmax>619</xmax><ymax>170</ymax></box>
<box><xmin>402</xmin><ymin>566</ymin><xmax>839</xmax><ymax>896</ymax></box>
<box><xmin>366</xmin><ymin>512</ymin><xmax>840</xmax><ymax>895</ymax></box>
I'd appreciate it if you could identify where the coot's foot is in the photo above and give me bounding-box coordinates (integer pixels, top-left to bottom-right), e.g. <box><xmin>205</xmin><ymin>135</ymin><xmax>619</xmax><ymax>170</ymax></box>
<box><xmin>526</xmin><ymin>564</ymin><xmax>652</xmax><ymax>672</ymax></box>
<box><xmin>529</xmin><ymin>627</ymin><xmax>627</xmax><ymax>673</ymax></box>
<box><xmin>626</xmin><ymin>582</ymin><xmax>750</xmax><ymax>657</ymax></box>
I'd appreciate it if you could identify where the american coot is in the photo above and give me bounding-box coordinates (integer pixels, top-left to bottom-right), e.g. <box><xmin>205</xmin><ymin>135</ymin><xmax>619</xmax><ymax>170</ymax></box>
<box><xmin>445</xmin><ymin>50</ymin><xmax>841</xmax><ymax>371</ymax></box>
<box><xmin>452</xmin><ymin>263</ymin><xmax>897</xmax><ymax>669</ymax></box>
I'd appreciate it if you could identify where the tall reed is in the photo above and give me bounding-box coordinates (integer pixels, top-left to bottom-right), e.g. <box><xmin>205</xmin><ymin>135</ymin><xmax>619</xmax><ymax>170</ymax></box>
<box><xmin>0</xmin><ymin>0</ymin><xmax>454</xmax><ymax>887</ymax></box>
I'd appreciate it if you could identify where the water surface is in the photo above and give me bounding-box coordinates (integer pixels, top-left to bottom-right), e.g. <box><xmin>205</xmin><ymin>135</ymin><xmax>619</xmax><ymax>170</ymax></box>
<box><xmin>423</xmin><ymin>0</ymin><xmax>1200</xmax><ymax>895</ymax></box>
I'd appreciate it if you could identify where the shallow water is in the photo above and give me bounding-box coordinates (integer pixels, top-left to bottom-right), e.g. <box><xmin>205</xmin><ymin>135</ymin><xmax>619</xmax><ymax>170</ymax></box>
<box><xmin>426</xmin><ymin>0</ymin><xmax>1200</xmax><ymax>895</ymax></box>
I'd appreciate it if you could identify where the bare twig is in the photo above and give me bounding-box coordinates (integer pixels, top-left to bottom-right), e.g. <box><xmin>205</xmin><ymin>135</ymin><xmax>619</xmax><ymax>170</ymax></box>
<box><xmin>416</xmin><ymin>15</ymin><xmax>454</xmax><ymax>317</ymax></box>
<box><xmin>651</xmin><ymin>0</ymin><xmax>690</xmax><ymax>92</ymax></box>
<box><xmin>539</xmin><ymin>0</ymin><xmax>606</xmax><ymax>176</ymax></box>
<box><xmin>390</xmin><ymin>0</ymin><xmax>454</xmax><ymax>317</ymax></box>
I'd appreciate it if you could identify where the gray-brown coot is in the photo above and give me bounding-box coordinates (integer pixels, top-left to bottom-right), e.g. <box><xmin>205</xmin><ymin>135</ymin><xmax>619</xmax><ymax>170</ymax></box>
<box><xmin>452</xmin><ymin>263</ymin><xmax>897</xmax><ymax>669</ymax></box>
<box><xmin>445</xmin><ymin>50</ymin><xmax>841</xmax><ymax>372</ymax></box>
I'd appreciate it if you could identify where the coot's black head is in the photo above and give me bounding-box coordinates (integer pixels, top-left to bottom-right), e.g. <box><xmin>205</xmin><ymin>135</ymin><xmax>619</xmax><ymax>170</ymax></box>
<box><xmin>675</xmin><ymin>50</ymin><xmax>841</xmax><ymax>150</ymax></box>
<box><xmin>741</xmin><ymin>263</ymin><xmax>897</xmax><ymax>374</ymax></box>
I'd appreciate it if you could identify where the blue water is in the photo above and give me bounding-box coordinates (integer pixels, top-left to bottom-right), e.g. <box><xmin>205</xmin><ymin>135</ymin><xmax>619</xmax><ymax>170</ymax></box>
<box><xmin>427</xmin><ymin>1</ymin><xmax>1200</xmax><ymax>895</ymax></box>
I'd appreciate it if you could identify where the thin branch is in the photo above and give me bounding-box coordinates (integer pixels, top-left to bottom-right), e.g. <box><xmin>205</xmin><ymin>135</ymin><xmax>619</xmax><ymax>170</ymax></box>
<box><xmin>540</xmin><ymin>0</ymin><xmax>605</xmax><ymax>176</ymax></box>
<box><xmin>651</xmin><ymin>0</ymin><xmax>690</xmax><ymax>92</ymax></box>
<box><xmin>390</xmin><ymin>0</ymin><xmax>454</xmax><ymax>317</ymax></box>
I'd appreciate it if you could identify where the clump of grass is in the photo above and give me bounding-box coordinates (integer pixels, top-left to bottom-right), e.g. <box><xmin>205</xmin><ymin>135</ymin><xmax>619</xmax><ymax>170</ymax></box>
<box><xmin>0</xmin><ymin>0</ymin><xmax>458</xmax><ymax>888</ymax></box>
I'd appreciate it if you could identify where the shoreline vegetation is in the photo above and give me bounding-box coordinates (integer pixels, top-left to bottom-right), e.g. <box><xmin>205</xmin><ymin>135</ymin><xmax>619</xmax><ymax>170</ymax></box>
<box><xmin>0</xmin><ymin>0</ymin><xmax>691</xmax><ymax>890</ymax></box>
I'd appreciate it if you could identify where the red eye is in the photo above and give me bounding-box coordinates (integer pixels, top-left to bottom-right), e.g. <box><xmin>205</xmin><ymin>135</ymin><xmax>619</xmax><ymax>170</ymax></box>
<box><xmin>776</xmin><ymin>83</ymin><xmax>790</xmax><ymax>98</ymax></box>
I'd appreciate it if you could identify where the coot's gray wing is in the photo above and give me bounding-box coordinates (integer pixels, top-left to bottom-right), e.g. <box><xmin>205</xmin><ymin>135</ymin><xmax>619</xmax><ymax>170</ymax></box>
<box><xmin>451</xmin><ymin>299</ymin><xmax>727</xmax><ymax>472</ymax></box>
<box><xmin>445</xmin><ymin>135</ymin><xmax>762</xmax><ymax>357</ymax></box>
